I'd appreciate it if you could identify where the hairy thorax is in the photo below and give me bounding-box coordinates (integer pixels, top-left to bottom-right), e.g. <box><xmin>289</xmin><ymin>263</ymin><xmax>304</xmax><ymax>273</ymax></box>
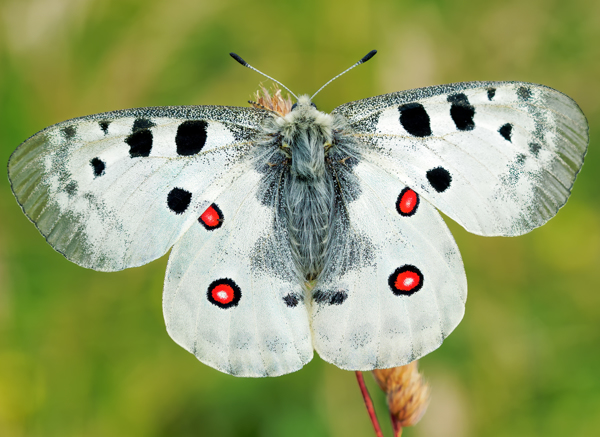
<box><xmin>258</xmin><ymin>95</ymin><xmax>357</xmax><ymax>282</ymax></box>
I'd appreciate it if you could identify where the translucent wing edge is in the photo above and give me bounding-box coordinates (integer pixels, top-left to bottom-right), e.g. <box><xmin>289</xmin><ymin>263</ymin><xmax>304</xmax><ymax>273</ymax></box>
<box><xmin>7</xmin><ymin>105</ymin><xmax>270</xmax><ymax>271</ymax></box>
<box><xmin>337</xmin><ymin>81</ymin><xmax>588</xmax><ymax>236</ymax></box>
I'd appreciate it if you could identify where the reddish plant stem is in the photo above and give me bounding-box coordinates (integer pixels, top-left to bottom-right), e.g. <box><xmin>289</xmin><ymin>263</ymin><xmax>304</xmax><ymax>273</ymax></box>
<box><xmin>355</xmin><ymin>371</ymin><xmax>384</xmax><ymax>437</ymax></box>
<box><xmin>391</xmin><ymin>415</ymin><xmax>403</xmax><ymax>437</ymax></box>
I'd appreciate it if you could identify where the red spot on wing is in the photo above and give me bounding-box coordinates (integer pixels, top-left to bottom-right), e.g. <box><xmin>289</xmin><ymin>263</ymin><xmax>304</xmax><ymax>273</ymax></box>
<box><xmin>207</xmin><ymin>278</ymin><xmax>241</xmax><ymax>309</ymax></box>
<box><xmin>199</xmin><ymin>203</ymin><xmax>223</xmax><ymax>230</ymax></box>
<box><xmin>396</xmin><ymin>188</ymin><xmax>419</xmax><ymax>216</ymax></box>
<box><xmin>395</xmin><ymin>270</ymin><xmax>421</xmax><ymax>292</ymax></box>
<box><xmin>388</xmin><ymin>265</ymin><xmax>423</xmax><ymax>296</ymax></box>
<box><xmin>211</xmin><ymin>283</ymin><xmax>235</xmax><ymax>304</ymax></box>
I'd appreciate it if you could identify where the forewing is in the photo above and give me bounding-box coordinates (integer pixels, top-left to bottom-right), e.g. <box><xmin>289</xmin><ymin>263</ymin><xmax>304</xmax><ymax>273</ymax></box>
<box><xmin>163</xmin><ymin>162</ymin><xmax>313</xmax><ymax>377</ymax></box>
<box><xmin>333</xmin><ymin>82</ymin><xmax>588</xmax><ymax>236</ymax></box>
<box><xmin>8</xmin><ymin>106</ymin><xmax>269</xmax><ymax>271</ymax></box>
<box><xmin>311</xmin><ymin>160</ymin><xmax>466</xmax><ymax>370</ymax></box>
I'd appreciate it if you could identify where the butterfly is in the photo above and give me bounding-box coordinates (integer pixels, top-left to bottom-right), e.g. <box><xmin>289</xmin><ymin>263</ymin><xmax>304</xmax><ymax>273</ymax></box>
<box><xmin>7</xmin><ymin>51</ymin><xmax>588</xmax><ymax>377</ymax></box>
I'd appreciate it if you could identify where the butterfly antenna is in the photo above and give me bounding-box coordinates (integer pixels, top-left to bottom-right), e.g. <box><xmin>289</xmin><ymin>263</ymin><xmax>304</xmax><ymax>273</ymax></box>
<box><xmin>311</xmin><ymin>50</ymin><xmax>377</xmax><ymax>100</ymax></box>
<box><xmin>230</xmin><ymin>53</ymin><xmax>298</xmax><ymax>100</ymax></box>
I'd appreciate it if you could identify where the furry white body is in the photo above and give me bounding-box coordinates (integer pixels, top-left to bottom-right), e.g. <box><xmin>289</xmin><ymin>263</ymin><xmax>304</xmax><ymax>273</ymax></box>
<box><xmin>8</xmin><ymin>81</ymin><xmax>587</xmax><ymax>376</ymax></box>
<box><xmin>274</xmin><ymin>96</ymin><xmax>343</xmax><ymax>281</ymax></box>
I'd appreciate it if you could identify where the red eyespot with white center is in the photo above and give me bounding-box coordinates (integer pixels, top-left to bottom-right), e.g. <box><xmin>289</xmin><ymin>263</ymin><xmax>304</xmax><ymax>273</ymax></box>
<box><xmin>199</xmin><ymin>203</ymin><xmax>224</xmax><ymax>230</ymax></box>
<box><xmin>388</xmin><ymin>265</ymin><xmax>423</xmax><ymax>296</ymax></box>
<box><xmin>396</xmin><ymin>187</ymin><xmax>419</xmax><ymax>217</ymax></box>
<box><xmin>207</xmin><ymin>278</ymin><xmax>241</xmax><ymax>309</ymax></box>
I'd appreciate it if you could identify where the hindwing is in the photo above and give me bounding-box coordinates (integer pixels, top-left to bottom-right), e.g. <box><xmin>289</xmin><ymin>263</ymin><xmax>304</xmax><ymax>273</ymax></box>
<box><xmin>163</xmin><ymin>161</ymin><xmax>313</xmax><ymax>377</ymax></box>
<box><xmin>311</xmin><ymin>158</ymin><xmax>466</xmax><ymax>370</ymax></box>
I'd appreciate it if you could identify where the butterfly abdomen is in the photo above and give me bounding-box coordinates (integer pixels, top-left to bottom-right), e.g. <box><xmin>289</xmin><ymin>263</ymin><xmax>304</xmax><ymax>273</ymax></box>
<box><xmin>284</xmin><ymin>172</ymin><xmax>333</xmax><ymax>280</ymax></box>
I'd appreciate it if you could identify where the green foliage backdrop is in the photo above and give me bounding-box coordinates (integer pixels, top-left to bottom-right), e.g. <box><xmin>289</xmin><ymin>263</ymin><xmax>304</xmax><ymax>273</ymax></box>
<box><xmin>1</xmin><ymin>0</ymin><xmax>599</xmax><ymax>436</ymax></box>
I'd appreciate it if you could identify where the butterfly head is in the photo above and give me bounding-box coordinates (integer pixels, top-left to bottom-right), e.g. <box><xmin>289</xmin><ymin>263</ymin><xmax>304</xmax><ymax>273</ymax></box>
<box><xmin>282</xmin><ymin>95</ymin><xmax>330</xmax><ymax>127</ymax></box>
<box><xmin>291</xmin><ymin>95</ymin><xmax>318</xmax><ymax>113</ymax></box>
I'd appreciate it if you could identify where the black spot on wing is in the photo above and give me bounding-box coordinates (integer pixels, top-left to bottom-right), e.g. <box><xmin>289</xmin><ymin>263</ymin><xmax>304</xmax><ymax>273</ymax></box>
<box><xmin>176</xmin><ymin>120</ymin><xmax>208</xmax><ymax>156</ymax></box>
<box><xmin>312</xmin><ymin>291</ymin><xmax>327</xmax><ymax>304</ymax></box>
<box><xmin>529</xmin><ymin>142</ymin><xmax>541</xmax><ymax>157</ymax></box>
<box><xmin>283</xmin><ymin>293</ymin><xmax>301</xmax><ymax>308</ymax></box>
<box><xmin>167</xmin><ymin>187</ymin><xmax>192</xmax><ymax>214</ymax></box>
<box><xmin>517</xmin><ymin>86</ymin><xmax>532</xmax><ymax>101</ymax></box>
<box><xmin>487</xmin><ymin>88</ymin><xmax>496</xmax><ymax>101</ymax></box>
<box><xmin>330</xmin><ymin>291</ymin><xmax>348</xmax><ymax>305</ymax></box>
<box><xmin>499</xmin><ymin>123</ymin><xmax>513</xmax><ymax>142</ymax></box>
<box><xmin>99</xmin><ymin>121</ymin><xmax>110</xmax><ymax>135</ymax></box>
<box><xmin>90</xmin><ymin>157</ymin><xmax>105</xmax><ymax>177</ymax></box>
<box><xmin>398</xmin><ymin>103</ymin><xmax>432</xmax><ymax>137</ymax></box>
<box><xmin>65</xmin><ymin>180</ymin><xmax>78</xmax><ymax>196</ymax></box>
<box><xmin>125</xmin><ymin>118</ymin><xmax>157</xmax><ymax>157</ymax></box>
<box><xmin>133</xmin><ymin>118</ymin><xmax>156</xmax><ymax>132</ymax></box>
<box><xmin>126</xmin><ymin>130</ymin><xmax>153</xmax><ymax>157</ymax></box>
<box><xmin>61</xmin><ymin>126</ymin><xmax>76</xmax><ymax>139</ymax></box>
<box><xmin>313</xmin><ymin>289</ymin><xmax>348</xmax><ymax>305</ymax></box>
<box><xmin>448</xmin><ymin>93</ymin><xmax>475</xmax><ymax>131</ymax></box>
<box><xmin>426</xmin><ymin>167</ymin><xmax>452</xmax><ymax>192</ymax></box>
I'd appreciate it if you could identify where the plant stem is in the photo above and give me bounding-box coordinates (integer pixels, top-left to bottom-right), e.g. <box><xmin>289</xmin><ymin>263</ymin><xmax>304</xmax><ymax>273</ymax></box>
<box><xmin>391</xmin><ymin>415</ymin><xmax>403</xmax><ymax>437</ymax></box>
<box><xmin>355</xmin><ymin>371</ymin><xmax>384</xmax><ymax>437</ymax></box>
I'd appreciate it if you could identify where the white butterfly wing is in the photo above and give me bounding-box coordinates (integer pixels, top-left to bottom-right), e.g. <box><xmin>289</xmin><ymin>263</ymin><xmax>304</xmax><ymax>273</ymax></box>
<box><xmin>8</xmin><ymin>106</ymin><xmax>269</xmax><ymax>271</ymax></box>
<box><xmin>311</xmin><ymin>159</ymin><xmax>466</xmax><ymax>370</ymax></box>
<box><xmin>334</xmin><ymin>82</ymin><xmax>588</xmax><ymax>236</ymax></box>
<box><xmin>163</xmin><ymin>163</ymin><xmax>313</xmax><ymax>377</ymax></box>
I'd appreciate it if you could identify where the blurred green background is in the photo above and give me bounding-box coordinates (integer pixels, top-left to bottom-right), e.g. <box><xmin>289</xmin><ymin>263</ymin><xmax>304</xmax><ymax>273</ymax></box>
<box><xmin>1</xmin><ymin>0</ymin><xmax>599</xmax><ymax>436</ymax></box>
